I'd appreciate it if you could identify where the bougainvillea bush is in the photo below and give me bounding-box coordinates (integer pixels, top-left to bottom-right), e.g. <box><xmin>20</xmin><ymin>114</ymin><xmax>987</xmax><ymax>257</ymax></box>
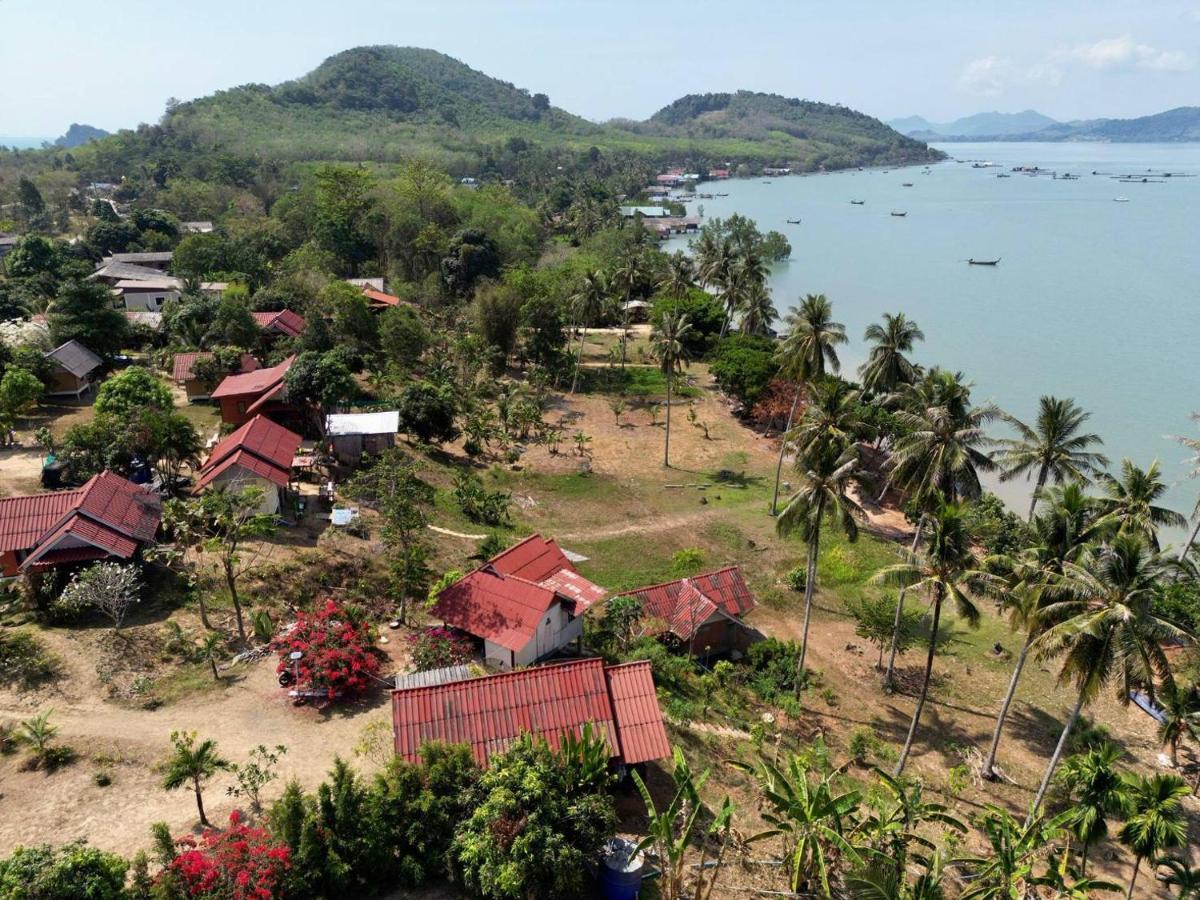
<box><xmin>273</xmin><ymin>600</ymin><xmax>382</xmax><ymax>698</ymax></box>
<box><xmin>167</xmin><ymin>812</ymin><xmax>290</xmax><ymax>899</ymax></box>
<box><xmin>409</xmin><ymin>627</ymin><xmax>474</xmax><ymax>672</ymax></box>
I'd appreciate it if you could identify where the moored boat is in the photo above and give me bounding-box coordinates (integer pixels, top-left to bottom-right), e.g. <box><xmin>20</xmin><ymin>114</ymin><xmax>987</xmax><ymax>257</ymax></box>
<box><xmin>967</xmin><ymin>258</ymin><xmax>1001</xmax><ymax>266</ymax></box>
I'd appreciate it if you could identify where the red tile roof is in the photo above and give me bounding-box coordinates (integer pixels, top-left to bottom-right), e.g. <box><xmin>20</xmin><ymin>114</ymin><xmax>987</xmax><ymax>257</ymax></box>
<box><xmin>431</xmin><ymin>535</ymin><xmax>607</xmax><ymax>651</ymax></box>
<box><xmin>172</xmin><ymin>352</ymin><xmax>259</xmax><ymax>383</ymax></box>
<box><xmin>391</xmin><ymin>658</ymin><xmax>668</xmax><ymax>767</ymax></box>
<box><xmin>615</xmin><ymin>566</ymin><xmax>757</xmax><ymax>642</ymax></box>
<box><xmin>210</xmin><ymin>356</ymin><xmax>294</xmax><ymax>401</ymax></box>
<box><xmin>1</xmin><ymin>472</ymin><xmax>162</xmax><ymax>570</ymax></box>
<box><xmin>362</xmin><ymin>287</ymin><xmax>402</xmax><ymax>308</ymax></box>
<box><xmin>196</xmin><ymin>416</ymin><xmax>301</xmax><ymax>492</ymax></box>
<box><xmin>251</xmin><ymin>309</ymin><xmax>306</xmax><ymax>337</ymax></box>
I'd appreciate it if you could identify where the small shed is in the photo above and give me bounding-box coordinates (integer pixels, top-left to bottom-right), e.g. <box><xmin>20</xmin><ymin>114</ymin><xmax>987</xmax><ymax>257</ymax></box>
<box><xmin>44</xmin><ymin>340</ymin><xmax>103</xmax><ymax>397</ymax></box>
<box><xmin>326</xmin><ymin>410</ymin><xmax>399</xmax><ymax>465</ymax></box>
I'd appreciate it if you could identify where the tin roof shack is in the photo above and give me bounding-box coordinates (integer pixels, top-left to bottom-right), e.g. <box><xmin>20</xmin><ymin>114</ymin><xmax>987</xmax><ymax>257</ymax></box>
<box><xmin>194</xmin><ymin>415</ymin><xmax>302</xmax><ymax>515</ymax></box>
<box><xmin>613</xmin><ymin>566</ymin><xmax>760</xmax><ymax>659</ymax></box>
<box><xmin>325</xmin><ymin>411</ymin><xmax>399</xmax><ymax>466</ymax></box>
<box><xmin>44</xmin><ymin>340</ymin><xmax>103</xmax><ymax>397</ymax></box>
<box><xmin>102</xmin><ymin>251</ymin><xmax>173</xmax><ymax>270</ymax></box>
<box><xmin>391</xmin><ymin>658</ymin><xmax>670</xmax><ymax>768</ymax></box>
<box><xmin>430</xmin><ymin>534</ymin><xmax>607</xmax><ymax>669</ymax></box>
<box><xmin>172</xmin><ymin>352</ymin><xmax>260</xmax><ymax>402</ymax></box>
<box><xmin>210</xmin><ymin>356</ymin><xmax>297</xmax><ymax>427</ymax></box>
<box><xmin>0</xmin><ymin>471</ymin><xmax>161</xmax><ymax>577</ymax></box>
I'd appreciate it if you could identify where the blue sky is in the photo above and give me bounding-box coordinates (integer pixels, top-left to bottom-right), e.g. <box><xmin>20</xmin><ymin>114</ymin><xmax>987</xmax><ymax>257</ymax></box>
<box><xmin>2</xmin><ymin>0</ymin><xmax>1198</xmax><ymax>136</ymax></box>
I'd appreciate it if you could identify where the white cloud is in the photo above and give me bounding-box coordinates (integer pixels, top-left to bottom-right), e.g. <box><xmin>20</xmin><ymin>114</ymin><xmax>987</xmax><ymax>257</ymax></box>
<box><xmin>958</xmin><ymin>57</ymin><xmax>1062</xmax><ymax>96</ymax></box>
<box><xmin>1059</xmin><ymin>36</ymin><xmax>1194</xmax><ymax>72</ymax></box>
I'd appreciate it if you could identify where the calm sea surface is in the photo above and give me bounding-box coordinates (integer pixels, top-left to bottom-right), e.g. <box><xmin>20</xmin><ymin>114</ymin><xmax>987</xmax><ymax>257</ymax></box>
<box><xmin>666</xmin><ymin>142</ymin><xmax>1200</xmax><ymax>537</ymax></box>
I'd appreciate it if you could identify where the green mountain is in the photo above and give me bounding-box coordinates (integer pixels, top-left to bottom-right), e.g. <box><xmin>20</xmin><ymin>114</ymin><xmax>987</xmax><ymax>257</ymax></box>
<box><xmin>888</xmin><ymin>110</ymin><xmax>1058</xmax><ymax>138</ymax></box>
<box><xmin>151</xmin><ymin>47</ymin><xmax>937</xmax><ymax>170</ymax></box>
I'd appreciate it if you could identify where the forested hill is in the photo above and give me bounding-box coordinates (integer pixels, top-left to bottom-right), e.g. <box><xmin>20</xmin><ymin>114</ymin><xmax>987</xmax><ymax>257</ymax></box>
<box><xmin>110</xmin><ymin>47</ymin><xmax>937</xmax><ymax>172</ymax></box>
<box><xmin>908</xmin><ymin>106</ymin><xmax>1200</xmax><ymax>143</ymax></box>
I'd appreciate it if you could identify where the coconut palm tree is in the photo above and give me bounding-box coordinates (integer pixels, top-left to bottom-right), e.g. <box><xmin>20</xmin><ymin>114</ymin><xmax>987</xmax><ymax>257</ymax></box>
<box><xmin>858</xmin><ymin>312</ymin><xmax>924</xmax><ymax>395</ymax></box>
<box><xmin>1027</xmin><ymin>535</ymin><xmax>1189</xmax><ymax>817</ymax></box>
<box><xmin>568</xmin><ymin>270</ymin><xmax>608</xmax><ymax>394</ymax></box>
<box><xmin>1160</xmin><ymin>856</ymin><xmax>1200</xmax><ymax>898</ymax></box>
<box><xmin>880</xmin><ymin>369</ymin><xmax>999</xmax><ymax>689</ymax></box>
<box><xmin>1055</xmin><ymin>742</ymin><xmax>1132</xmax><ymax>874</ymax></box>
<box><xmin>715</xmin><ymin>251</ymin><xmax>767</xmax><ymax>339</ymax></box>
<box><xmin>652</xmin><ymin>312</ymin><xmax>692</xmax><ymax>468</ymax></box>
<box><xmin>739</xmin><ymin>281</ymin><xmax>777</xmax><ymax>336</ymax></box>
<box><xmin>1118</xmin><ymin>774</ymin><xmax>1190</xmax><ymax>899</ymax></box>
<box><xmin>770</xmin><ymin>295</ymin><xmax>848</xmax><ymax>516</ymax></box>
<box><xmin>161</xmin><ymin>730</ymin><xmax>230</xmax><ymax>827</ymax></box>
<box><xmin>873</xmin><ymin>501</ymin><xmax>998</xmax><ymax>775</ymax></box>
<box><xmin>1172</xmin><ymin>413</ymin><xmax>1200</xmax><ymax>560</ymax></box>
<box><xmin>658</xmin><ymin>251</ymin><xmax>694</xmax><ymax>314</ymax></box>
<box><xmin>696</xmin><ymin>234</ymin><xmax>732</xmax><ymax>292</ymax></box>
<box><xmin>777</xmin><ymin>441</ymin><xmax>864</xmax><ymax>680</ymax></box>
<box><xmin>1095</xmin><ymin>458</ymin><xmax>1186</xmax><ymax>549</ymax></box>
<box><xmin>611</xmin><ymin>249</ymin><xmax>646</xmax><ymax>370</ymax></box>
<box><xmin>1156</xmin><ymin>680</ymin><xmax>1200</xmax><ymax>768</ymax></box>
<box><xmin>786</xmin><ymin>378</ymin><xmax>870</xmax><ymax>462</ymax></box>
<box><xmin>980</xmin><ymin>487</ymin><xmax>1100</xmax><ymax>781</ymax></box>
<box><xmin>997</xmin><ymin>396</ymin><xmax>1108</xmax><ymax>521</ymax></box>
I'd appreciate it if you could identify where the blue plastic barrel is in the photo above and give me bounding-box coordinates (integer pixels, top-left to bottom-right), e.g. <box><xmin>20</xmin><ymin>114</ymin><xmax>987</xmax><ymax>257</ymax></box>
<box><xmin>599</xmin><ymin>838</ymin><xmax>644</xmax><ymax>900</ymax></box>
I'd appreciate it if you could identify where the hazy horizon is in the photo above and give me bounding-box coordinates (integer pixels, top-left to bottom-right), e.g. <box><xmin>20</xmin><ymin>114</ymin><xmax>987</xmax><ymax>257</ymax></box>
<box><xmin>2</xmin><ymin>0</ymin><xmax>1198</xmax><ymax>137</ymax></box>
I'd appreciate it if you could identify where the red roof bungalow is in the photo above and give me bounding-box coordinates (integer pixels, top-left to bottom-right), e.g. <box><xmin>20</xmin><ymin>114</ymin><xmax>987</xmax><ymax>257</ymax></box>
<box><xmin>392</xmin><ymin>658</ymin><xmax>670</xmax><ymax>769</ymax></box>
<box><xmin>251</xmin><ymin>309</ymin><xmax>306</xmax><ymax>339</ymax></box>
<box><xmin>361</xmin><ymin>287</ymin><xmax>404</xmax><ymax>311</ymax></box>
<box><xmin>194</xmin><ymin>415</ymin><xmax>302</xmax><ymax>515</ymax></box>
<box><xmin>708</xmin><ymin>168</ymin><xmax>732</xmax><ymax>179</ymax></box>
<box><xmin>0</xmin><ymin>472</ymin><xmax>161</xmax><ymax>577</ymax></box>
<box><xmin>172</xmin><ymin>352</ymin><xmax>259</xmax><ymax>402</ymax></box>
<box><xmin>614</xmin><ymin>566</ymin><xmax>760</xmax><ymax>658</ymax></box>
<box><xmin>210</xmin><ymin>356</ymin><xmax>295</xmax><ymax>427</ymax></box>
<box><xmin>431</xmin><ymin>534</ymin><xmax>607</xmax><ymax>669</ymax></box>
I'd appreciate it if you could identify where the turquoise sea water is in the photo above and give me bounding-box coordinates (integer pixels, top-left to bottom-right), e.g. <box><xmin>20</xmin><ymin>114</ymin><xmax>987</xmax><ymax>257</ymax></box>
<box><xmin>665</xmin><ymin>142</ymin><xmax>1200</xmax><ymax>537</ymax></box>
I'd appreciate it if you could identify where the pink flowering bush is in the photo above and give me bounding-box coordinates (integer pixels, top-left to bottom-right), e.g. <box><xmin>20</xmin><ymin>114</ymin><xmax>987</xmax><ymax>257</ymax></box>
<box><xmin>409</xmin><ymin>626</ymin><xmax>474</xmax><ymax>672</ymax></box>
<box><xmin>273</xmin><ymin>599</ymin><xmax>381</xmax><ymax>698</ymax></box>
<box><xmin>167</xmin><ymin>811</ymin><xmax>290</xmax><ymax>899</ymax></box>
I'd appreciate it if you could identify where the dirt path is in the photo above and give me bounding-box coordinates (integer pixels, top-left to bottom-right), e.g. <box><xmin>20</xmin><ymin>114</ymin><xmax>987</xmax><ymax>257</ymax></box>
<box><xmin>558</xmin><ymin>508</ymin><xmax>719</xmax><ymax>542</ymax></box>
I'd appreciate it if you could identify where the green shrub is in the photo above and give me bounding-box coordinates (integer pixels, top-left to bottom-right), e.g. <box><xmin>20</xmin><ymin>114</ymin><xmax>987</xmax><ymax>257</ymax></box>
<box><xmin>671</xmin><ymin>547</ymin><xmax>705</xmax><ymax>576</ymax></box>
<box><xmin>746</xmin><ymin>637</ymin><xmax>803</xmax><ymax>700</ymax></box>
<box><xmin>626</xmin><ymin>636</ymin><xmax>693</xmax><ymax>694</ymax></box>
<box><xmin>0</xmin><ymin>841</ymin><xmax>127</xmax><ymax>899</ymax></box>
<box><xmin>818</xmin><ymin>545</ymin><xmax>860</xmax><ymax>585</ymax></box>
<box><xmin>452</xmin><ymin>472</ymin><xmax>512</xmax><ymax>526</ymax></box>
<box><xmin>0</xmin><ymin>631</ymin><xmax>59</xmax><ymax>688</ymax></box>
<box><xmin>784</xmin><ymin>565</ymin><xmax>807</xmax><ymax>593</ymax></box>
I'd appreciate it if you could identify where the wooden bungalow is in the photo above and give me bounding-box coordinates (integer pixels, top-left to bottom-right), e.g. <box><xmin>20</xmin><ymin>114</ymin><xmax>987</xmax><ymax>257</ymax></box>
<box><xmin>194</xmin><ymin>415</ymin><xmax>302</xmax><ymax>515</ymax></box>
<box><xmin>251</xmin><ymin>309</ymin><xmax>306</xmax><ymax>339</ymax></box>
<box><xmin>44</xmin><ymin>340</ymin><xmax>103</xmax><ymax>397</ymax></box>
<box><xmin>210</xmin><ymin>356</ymin><xmax>296</xmax><ymax>427</ymax></box>
<box><xmin>172</xmin><ymin>352</ymin><xmax>260</xmax><ymax>402</ymax></box>
<box><xmin>325</xmin><ymin>410</ymin><xmax>399</xmax><ymax>465</ymax></box>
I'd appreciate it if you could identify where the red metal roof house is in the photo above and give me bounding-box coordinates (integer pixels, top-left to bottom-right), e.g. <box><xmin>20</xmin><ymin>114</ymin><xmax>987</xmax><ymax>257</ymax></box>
<box><xmin>210</xmin><ymin>356</ymin><xmax>296</xmax><ymax>427</ymax></box>
<box><xmin>614</xmin><ymin>566</ymin><xmax>759</xmax><ymax>657</ymax></box>
<box><xmin>251</xmin><ymin>309</ymin><xmax>306</xmax><ymax>339</ymax></box>
<box><xmin>431</xmin><ymin>534</ymin><xmax>607</xmax><ymax>669</ymax></box>
<box><xmin>172</xmin><ymin>352</ymin><xmax>260</xmax><ymax>402</ymax></box>
<box><xmin>0</xmin><ymin>472</ymin><xmax>161</xmax><ymax>577</ymax></box>
<box><xmin>194</xmin><ymin>415</ymin><xmax>302</xmax><ymax>515</ymax></box>
<box><xmin>391</xmin><ymin>658</ymin><xmax>670</xmax><ymax>768</ymax></box>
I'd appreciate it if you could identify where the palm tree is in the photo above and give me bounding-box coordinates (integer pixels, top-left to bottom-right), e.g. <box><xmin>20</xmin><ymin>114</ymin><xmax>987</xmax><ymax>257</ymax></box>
<box><xmin>1173</xmin><ymin>413</ymin><xmax>1200</xmax><ymax>560</ymax></box>
<box><xmin>1027</xmin><ymin>535</ymin><xmax>1188</xmax><ymax>817</ymax></box>
<box><xmin>1095</xmin><ymin>458</ymin><xmax>1186</xmax><ymax>549</ymax></box>
<box><xmin>873</xmin><ymin>501</ymin><xmax>997</xmax><ymax>775</ymax></box>
<box><xmin>880</xmin><ymin>369</ymin><xmax>999</xmax><ymax>688</ymax></box>
<box><xmin>1034</xmin><ymin>848</ymin><xmax>1123</xmax><ymax>897</ymax></box>
<box><xmin>717</xmin><ymin>251</ymin><xmax>766</xmax><ymax>339</ymax></box>
<box><xmin>161</xmin><ymin>730</ymin><xmax>230</xmax><ymax>828</ymax></box>
<box><xmin>739</xmin><ymin>281</ymin><xmax>777</xmax><ymax>336</ymax></box>
<box><xmin>1156</xmin><ymin>681</ymin><xmax>1200</xmax><ymax>768</ymax></box>
<box><xmin>611</xmin><ymin>250</ymin><xmax>645</xmax><ymax>370</ymax></box>
<box><xmin>1118</xmin><ymin>774</ymin><xmax>1190</xmax><ymax>899</ymax></box>
<box><xmin>776</xmin><ymin>442</ymin><xmax>864</xmax><ymax>680</ymax></box>
<box><xmin>1160</xmin><ymin>856</ymin><xmax>1200</xmax><ymax>898</ymax></box>
<box><xmin>953</xmin><ymin>805</ymin><xmax>1078</xmax><ymax>900</ymax></box>
<box><xmin>732</xmin><ymin>753</ymin><xmax>863</xmax><ymax>897</ymax></box>
<box><xmin>770</xmin><ymin>295</ymin><xmax>848</xmax><ymax>516</ymax></box>
<box><xmin>696</xmin><ymin>235</ymin><xmax>733</xmax><ymax>293</ymax></box>
<box><xmin>651</xmin><ymin>312</ymin><xmax>692</xmax><ymax>468</ymax></box>
<box><xmin>997</xmin><ymin>396</ymin><xmax>1108</xmax><ymax>521</ymax></box>
<box><xmin>980</xmin><ymin>487</ymin><xmax>1099</xmax><ymax>781</ymax></box>
<box><xmin>568</xmin><ymin>270</ymin><xmax>608</xmax><ymax>394</ymax></box>
<box><xmin>199</xmin><ymin>631</ymin><xmax>224</xmax><ymax>681</ymax></box>
<box><xmin>1055</xmin><ymin>742</ymin><xmax>1132</xmax><ymax>874</ymax></box>
<box><xmin>658</xmin><ymin>251</ymin><xmax>694</xmax><ymax>314</ymax></box>
<box><xmin>786</xmin><ymin>378</ymin><xmax>870</xmax><ymax>462</ymax></box>
<box><xmin>858</xmin><ymin>312</ymin><xmax>924</xmax><ymax>395</ymax></box>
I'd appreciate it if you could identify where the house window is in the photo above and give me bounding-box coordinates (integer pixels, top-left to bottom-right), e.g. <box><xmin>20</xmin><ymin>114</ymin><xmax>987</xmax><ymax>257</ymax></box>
<box><xmin>237</xmin><ymin>401</ymin><xmax>247</xmax><ymax>414</ymax></box>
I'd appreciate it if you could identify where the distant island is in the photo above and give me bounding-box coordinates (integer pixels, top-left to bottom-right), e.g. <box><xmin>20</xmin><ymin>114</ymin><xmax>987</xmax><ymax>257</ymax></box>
<box><xmin>54</xmin><ymin>123</ymin><xmax>110</xmax><ymax>148</ymax></box>
<box><xmin>888</xmin><ymin>106</ymin><xmax>1200</xmax><ymax>143</ymax></box>
<box><xmin>34</xmin><ymin>46</ymin><xmax>939</xmax><ymax>173</ymax></box>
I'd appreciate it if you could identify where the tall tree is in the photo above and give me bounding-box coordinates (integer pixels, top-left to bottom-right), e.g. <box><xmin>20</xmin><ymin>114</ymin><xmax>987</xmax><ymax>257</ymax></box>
<box><xmin>739</xmin><ymin>281</ymin><xmax>777</xmax><ymax>336</ymax></box>
<box><xmin>858</xmin><ymin>312</ymin><xmax>924</xmax><ymax>395</ymax></box>
<box><xmin>874</xmin><ymin>501</ymin><xmax>996</xmax><ymax>775</ymax></box>
<box><xmin>1156</xmin><ymin>681</ymin><xmax>1200</xmax><ymax>768</ymax></box>
<box><xmin>658</xmin><ymin>252</ymin><xmax>694</xmax><ymax>314</ymax></box>
<box><xmin>1027</xmin><ymin>535</ymin><xmax>1188</xmax><ymax>817</ymax></box>
<box><xmin>997</xmin><ymin>396</ymin><xmax>1108</xmax><ymax>521</ymax></box>
<box><xmin>1095</xmin><ymin>458</ymin><xmax>1186</xmax><ymax>550</ymax></box>
<box><xmin>1118</xmin><ymin>774</ymin><xmax>1190</xmax><ymax>899</ymax></box>
<box><xmin>770</xmin><ymin>294</ymin><xmax>847</xmax><ymax>516</ymax></box>
<box><xmin>651</xmin><ymin>312</ymin><xmax>692</xmax><ymax>468</ymax></box>
<box><xmin>611</xmin><ymin>249</ymin><xmax>645</xmax><ymax>370</ymax></box>
<box><xmin>568</xmin><ymin>270</ymin><xmax>607</xmax><ymax>394</ymax></box>
<box><xmin>776</xmin><ymin>442</ymin><xmax>864</xmax><ymax>680</ymax></box>
<box><xmin>1173</xmin><ymin>413</ymin><xmax>1200</xmax><ymax>560</ymax></box>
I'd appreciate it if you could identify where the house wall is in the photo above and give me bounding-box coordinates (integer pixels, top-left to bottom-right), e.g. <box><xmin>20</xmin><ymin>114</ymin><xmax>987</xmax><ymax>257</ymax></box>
<box><xmin>1</xmin><ymin>550</ymin><xmax>20</xmax><ymax>578</ymax></box>
<box><xmin>121</xmin><ymin>289</ymin><xmax>179</xmax><ymax>312</ymax></box>
<box><xmin>209</xmin><ymin>470</ymin><xmax>281</xmax><ymax>515</ymax></box>
<box><xmin>44</xmin><ymin>369</ymin><xmax>87</xmax><ymax>397</ymax></box>
<box><xmin>480</xmin><ymin>601</ymin><xmax>582</xmax><ymax>670</ymax></box>
<box><xmin>183</xmin><ymin>378</ymin><xmax>215</xmax><ymax>401</ymax></box>
<box><xmin>218</xmin><ymin>396</ymin><xmax>253</xmax><ymax>425</ymax></box>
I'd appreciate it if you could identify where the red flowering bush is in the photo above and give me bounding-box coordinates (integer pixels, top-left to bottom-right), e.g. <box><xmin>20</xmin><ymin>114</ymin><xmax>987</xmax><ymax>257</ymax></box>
<box><xmin>273</xmin><ymin>599</ymin><xmax>382</xmax><ymax>698</ymax></box>
<box><xmin>167</xmin><ymin>811</ymin><xmax>290</xmax><ymax>899</ymax></box>
<box><xmin>409</xmin><ymin>626</ymin><xmax>474</xmax><ymax>672</ymax></box>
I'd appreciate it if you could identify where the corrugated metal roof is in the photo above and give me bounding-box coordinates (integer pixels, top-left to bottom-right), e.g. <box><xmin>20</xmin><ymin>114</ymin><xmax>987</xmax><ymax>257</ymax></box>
<box><xmin>90</xmin><ymin>261</ymin><xmax>169</xmax><ymax>283</ymax></box>
<box><xmin>106</xmin><ymin>251</ymin><xmax>173</xmax><ymax>264</ymax></box>
<box><xmin>326</xmin><ymin>411</ymin><xmax>400</xmax><ymax>436</ymax></box>
<box><xmin>0</xmin><ymin>489</ymin><xmax>84</xmax><ymax>552</ymax></box>
<box><xmin>251</xmin><ymin>310</ymin><xmax>306</xmax><ymax>337</ymax></box>
<box><xmin>45</xmin><ymin>340</ymin><xmax>102</xmax><ymax>378</ymax></box>
<box><xmin>210</xmin><ymin>356</ymin><xmax>293</xmax><ymax>400</ymax></box>
<box><xmin>394</xmin><ymin>664</ymin><xmax>472</xmax><ymax>691</ymax></box>
<box><xmin>615</xmin><ymin>566</ymin><xmax>757</xmax><ymax>642</ymax></box>
<box><xmin>391</xmin><ymin>658</ymin><xmax>668</xmax><ymax>767</ymax></box>
<box><xmin>433</xmin><ymin>568</ymin><xmax>557</xmax><ymax>652</ymax></box>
